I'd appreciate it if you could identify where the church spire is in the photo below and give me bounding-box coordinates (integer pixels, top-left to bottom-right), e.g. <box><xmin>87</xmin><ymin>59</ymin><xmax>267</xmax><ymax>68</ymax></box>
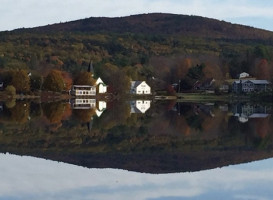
<box><xmin>88</xmin><ymin>60</ymin><xmax>94</xmax><ymax>76</ymax></box>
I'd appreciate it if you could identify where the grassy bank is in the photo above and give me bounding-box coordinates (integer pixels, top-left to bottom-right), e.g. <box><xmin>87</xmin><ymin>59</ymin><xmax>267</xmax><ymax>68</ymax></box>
<box><xmin>176</xmin><ymin>93</ymin><xmax>232</xmax><ymax>102</ymax></box>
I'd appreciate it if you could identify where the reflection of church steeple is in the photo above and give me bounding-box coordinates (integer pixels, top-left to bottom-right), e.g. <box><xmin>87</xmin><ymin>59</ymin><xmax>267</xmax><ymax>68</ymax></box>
<box><xmin>86</xmin><ymin>118</ymin><xmax>93</xmax><ymax>133</ymax></box>
<box><xmin>88</xmin><ymin>60</ymin><xmax>94</xmax><ymax>75</ymax></box>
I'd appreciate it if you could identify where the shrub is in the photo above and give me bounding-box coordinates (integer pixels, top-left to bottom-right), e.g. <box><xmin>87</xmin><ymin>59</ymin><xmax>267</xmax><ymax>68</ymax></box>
<box><xmin>5</xmin><ymin>85</ymin><xmax>16</xmax><ymax>97</ymax></box>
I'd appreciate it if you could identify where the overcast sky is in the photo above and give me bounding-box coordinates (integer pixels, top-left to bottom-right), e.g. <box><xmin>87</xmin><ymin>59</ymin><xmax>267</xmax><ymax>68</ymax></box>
<box><xmin>1</xmin><ymin>153</ymin><xmax>273</xmax><ymax>200</ymax></box>
<box><xmin>1</xmin><ymin>0</ymin><xmax>273</xmax><ymax>32</ymax></box>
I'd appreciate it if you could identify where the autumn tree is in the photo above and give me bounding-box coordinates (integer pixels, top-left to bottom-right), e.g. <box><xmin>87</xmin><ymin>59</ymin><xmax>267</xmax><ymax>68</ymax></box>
<box><xmin>10</xmin><ymin>69</ymin><xmax>30</xmax><ymax>93</ymax></box>
<box><xmin>175</xmin><ymin>58</ymin><xmax>192</xmax><ymax>80</ymax></box>
<box><xmin>5</xmin><ymin>85</ymin><xmax>16</xmax><ymax>97</ymax></box>
<box><xmin>43</xmin><ymin>70</ymin><xmax>65</xmax><ymax>92</ymax></box>
<box><xmin>100</xmin><ymin>63</ymin><xmax>130</xmax><ymax>94</ymax></box>
<box><xmin>253</xmin><ymin>59</ymin><xmax>271</xmax><ymax>80</ymax></box>
<box><xmin>61</xmin><ymin>71</ymin><xmax>73</xmax><ymax>91</ymax></box>
<box><xmin>202</xmin><ymin>63</ymin><xmax>223</xmax><ymax>80</ymax></box>
<box><xmin>73</xmin><ymin>71</ymin><xmax>96</xmax><ymax>85</ymax></box>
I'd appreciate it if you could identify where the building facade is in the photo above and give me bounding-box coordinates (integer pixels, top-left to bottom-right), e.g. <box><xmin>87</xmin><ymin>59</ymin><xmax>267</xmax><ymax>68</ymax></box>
<box><xmin>130</xmin><ymin>81</ymin><xmax>151</xmax><ymax>95</ymax></box>
<box><xmin>239</xmin><ymin>72</ymin><xmax>250</xmax><ymax>79</ymax></box>
<box><xmin>70</xmin><ymin>85</ymin><xmax>96</xmax><ymax>96</ymax></box>
<box><xmin>96</xmin><ymin>77</ymin><xmax>107</xmax><ymax>94</ymax></box>
<box><xmin>232</xmin><ymin>80</ymin><xmax>269</xmax><ymax>93</ymax></box>
<box><xmin>70</xmin><ymin>98</ymin><xmax>96</xmax><ymax>109</ymax></box>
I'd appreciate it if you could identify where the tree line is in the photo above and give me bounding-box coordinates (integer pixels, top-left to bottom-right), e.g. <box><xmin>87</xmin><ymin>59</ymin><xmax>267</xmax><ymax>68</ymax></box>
<box><xmin>0</xmin><ymin>61</ymin><xmax>150</xmax><ymax>95</ymax></box>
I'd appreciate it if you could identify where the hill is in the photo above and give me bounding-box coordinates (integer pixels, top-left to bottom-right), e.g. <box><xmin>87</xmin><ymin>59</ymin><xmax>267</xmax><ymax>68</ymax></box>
<box><xmin>17</xmin><ymin>13</ymin><xmax>273</xmax><ymax>40</ymax></box>
<box><xmin>1</xmin><ymin>13</ymin><xmax>273</xmax><ymax>86</ymax></box>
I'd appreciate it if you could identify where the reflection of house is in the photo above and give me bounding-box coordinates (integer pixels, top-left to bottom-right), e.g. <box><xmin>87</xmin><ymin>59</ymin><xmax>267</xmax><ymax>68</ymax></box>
<box><xmin>232</xmin><ymin>80</ymin><xmax>269</xmax><ymax>93</ymax></box>
<box><xmin>130</xmin><ymin>81</ymin><xmax>151</xmax><ymax>95</ymax></box>
<box><xmin>239</xmin><ymin>72</ymin><xmax>250</xmax><ymax>79</ymax></box>
<box><xmin>219</xmin><ymin>83</ymin><xmax>229</xmax><ymax>93</ymax></box>
<box><xmin>193</xmin><ymin>78</ymin><xmax>215</xmax><ymax>91</ymax></box>
<box><xmin>232</xmin><ymin>103</ymin><xmax>270</xmax><ymax>123</ymax></box>
<box><xmin>219</xmin><ymin>104</ymin><xmax>229</xmax><ymax>112</ymax></box>
<box><xmin>70</xmin><ymin>85</ymin><xmax>96</xmax><ymax>96</ymax></box>
<box><xmin>193</xmin><ymin>103</ymin><xmax>215</xmax><ymax>117</ymax></box>
<box><xmin>130</xmin><ymin>100</ymin><xmax>151</xmax><ymax>114</ymax></box>
<box><xmin>69</xmin><ymin>99</ymin><xmax>107</xmax><ymax>117</ymax></box>
<box><xmin>96</xmin><ymin>77</ymin><xmax>107</xmax><ymax>94</ymax></box>
<box><xmin>70</xmin><ymin>98</ymin><xmax>96</xmax><ymax>109</ymax></box>
<box><xmin>95</xmin><ymin>101</ymin><xmax>107</xmax><ymax>117</ymax></box>
<box><xmin>0</xmin><ymin>82</ymin><xmax>3</xmax><ymax>91</ymax></box>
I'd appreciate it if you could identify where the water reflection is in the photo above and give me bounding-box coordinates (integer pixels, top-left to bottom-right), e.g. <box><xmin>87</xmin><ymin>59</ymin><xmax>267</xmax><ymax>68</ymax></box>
<box><xmin>232</xmin><ymin>103</ymin><xmax>271</xmax><ymax>123</ymax></box>
<box><xmin>1</xmin><ymin>153</ymin><xmax>273</xmax><ymax>200</ymax></box>
<box><xmin>0</xmin><ymin>100</ymin><xmax>272</xmax><ymax>173</ymax></box>
<box><xmin>130</xmin><ymin>100</ymin><xmax>151</xmax><ymax>114</ymax></box>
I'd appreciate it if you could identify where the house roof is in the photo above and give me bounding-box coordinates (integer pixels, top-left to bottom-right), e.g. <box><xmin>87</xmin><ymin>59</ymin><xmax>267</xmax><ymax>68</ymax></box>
<box><xmin>130</xmin><ymin>101</ymin><xmax>142</xmax><ymax>113</ymax></box>
<box><xmin>233</xmin><ymin>80</ymin><xmax>270</xmax><ymax>84</ymax></box>
<box><xmin>96</xmin><ymin>77</ymin><xmax>107</xmax><ymax>86</ymax></box>
<box><xmin>130</xmin><ymin>106</ymin><xmax>142</xmax><ymax>113</ymax></box>
<box><xmin>249</xmin><ymin>114</ymin><xmax>270</xmax><ymax>118</ymax></box>
<box><xmin>72</xmin><ymin>85</ymin><xmax>96</xmax><ymax>88</ymax></box>
<box><xmin>88</xmin><ymin>61</ymin><xmax>94</xmax><ymax>74</ymax></box>
<box><xmin>131</xmin><ymin>81</ymin><xmax>143</xmax><ymax>88</ymax></box>
<box><xmin>240</xmin><ymin>72</ymin><xmax>249</xmax><ymax>75</ymax></box>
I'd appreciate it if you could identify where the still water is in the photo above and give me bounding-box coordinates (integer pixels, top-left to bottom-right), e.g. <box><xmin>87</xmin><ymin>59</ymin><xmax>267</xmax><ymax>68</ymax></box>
<box><xmin>0</xmin><ymin>99</ymin><xmax>272</xmax><ymax>199</ymax></box>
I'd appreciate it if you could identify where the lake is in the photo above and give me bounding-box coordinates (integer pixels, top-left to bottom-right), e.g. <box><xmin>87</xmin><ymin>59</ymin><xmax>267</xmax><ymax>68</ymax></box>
<box><xmin>0</xmin><ymin>99</ymin><xmax>272</xmax><ymax>199</ymax></box>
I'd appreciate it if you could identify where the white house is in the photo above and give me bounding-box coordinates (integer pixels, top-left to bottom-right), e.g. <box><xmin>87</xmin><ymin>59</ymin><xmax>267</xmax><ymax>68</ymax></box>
<box><xmin>70</xmin><ymin>85</ymin><xmax>96</xmax><ymax>96</ymax></box>
<box><xmin>96</xmin><ymin>77</ymin><xmax>107</xmax><ymax>94</ymax></box>
<box><xmin>239</xmin><ymin>72</ymin><xmax>250</xmax><ymax>79</ymax></box>
<box><xmin>130</xmin><ymin>100</ymin><xmax>151</xmax><ymax>114</ymax></box>
<box><xmin>130</xmin><ymin>81</ymin><xmax>151</xmax><ymax>95</ymax></box>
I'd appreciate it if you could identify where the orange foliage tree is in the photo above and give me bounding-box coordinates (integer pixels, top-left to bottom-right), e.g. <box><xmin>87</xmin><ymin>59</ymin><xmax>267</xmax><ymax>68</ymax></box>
<box><xmin>73</xmin><ymin>71</ymin><xmax>96</xmax><ymax>85</ymax></box>
<box><xmin>43</xmin><ymin>70</ymin><xmax>65</xmax><ymax>92</ymax></box>
<box><xmin>254</xmin><ymin>59</ymin><xmax>271</xmax><ymax>80</ymax></box>
<box><xmin>61</xmin><ymin>71</ymin><xmax>73</xmax><ymax>91</ymax></box>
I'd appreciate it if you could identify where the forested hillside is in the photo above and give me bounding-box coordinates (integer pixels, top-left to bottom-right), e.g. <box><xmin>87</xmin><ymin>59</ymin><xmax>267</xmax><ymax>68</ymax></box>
<box><xmin>1</xmin><ymin>13</ymin><xmax>273</xmax><ymax>91</ymax></box>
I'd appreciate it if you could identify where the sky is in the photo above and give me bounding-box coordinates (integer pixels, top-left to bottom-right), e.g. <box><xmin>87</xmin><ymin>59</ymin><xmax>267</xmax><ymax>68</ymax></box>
<box><xmin>1</xmin><ymin>0</ymin><xmax>273</xmax><ymax>32</ymax></box>
<box><xmin>1</xmin><ymin>153</ymin><xmax>273</xmax><ymax>200</ymax></box>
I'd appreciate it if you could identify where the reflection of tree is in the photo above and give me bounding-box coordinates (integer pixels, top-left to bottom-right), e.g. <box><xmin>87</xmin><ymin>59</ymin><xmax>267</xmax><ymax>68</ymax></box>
<box><xmin>62</xmin><ymin>103</ymin><xmax>72</xmax><ymax>120</ymax></box>
<box><xmin>94</xmin><ymin>102</ymin><xmax>130</xmax><ymax>130</ymax></box>
<box><xmin>2</xmin><ymin>102</ymin><xmax>30</xmax><ymax>123</ymax></box>
<box><xmin>185</xmin><ymin>115</ymin><xmax>203</xmax><ymax>131</ymax></box>
<box><xmin>42</xmin><ymin>102</ymin><xmax>66</xmax><ymax>124</ymax></box>
<box><xmin>73</xmin><ymin>109</ymin><xmax>96</xmax><ymax>123</ymax></box>
<box><xmin>30</xmin><ymin>102</ymin><xmax>42</xmax><ymax>118</ymax></box>
<box><xmin>5</xmin><ymin>99</ymin><xmax>16</xmax><ymax>108</ymax></box>
<box><xmin>254</xmin><ymin>118</ymin><xmax>270</xmax><ymax>139</ymax></box>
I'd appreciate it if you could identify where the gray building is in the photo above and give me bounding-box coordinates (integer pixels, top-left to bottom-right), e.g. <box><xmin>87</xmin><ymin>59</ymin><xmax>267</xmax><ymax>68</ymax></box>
<box><xmin>232</xmin><ymin>80</ymin><xmax>269</xmax><ymax>93</ymax></box>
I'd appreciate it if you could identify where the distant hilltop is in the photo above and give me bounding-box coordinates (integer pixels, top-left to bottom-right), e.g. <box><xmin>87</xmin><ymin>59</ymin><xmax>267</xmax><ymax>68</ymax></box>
<box><xmin>13</xmin><ymin>13</ymin><xmax>273</xmax><ymax>40</ymax></box>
